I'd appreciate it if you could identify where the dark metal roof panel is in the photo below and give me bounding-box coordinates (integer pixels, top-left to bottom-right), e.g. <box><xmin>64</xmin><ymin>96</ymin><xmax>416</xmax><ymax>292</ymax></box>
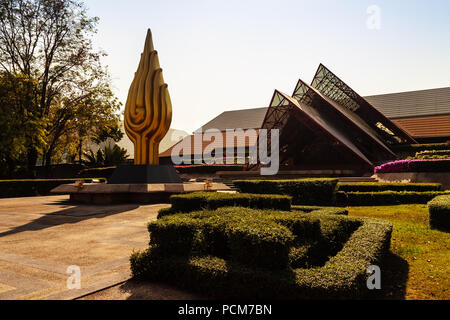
<box><xmin>365</xmin><ymin>87</ymin><xmax>450</xmax><ymax>119</ymax></box>
<box><xmin>197</xmin><ymin>107</ymin><xmax>268</xmax><ymax>132</ymax></box>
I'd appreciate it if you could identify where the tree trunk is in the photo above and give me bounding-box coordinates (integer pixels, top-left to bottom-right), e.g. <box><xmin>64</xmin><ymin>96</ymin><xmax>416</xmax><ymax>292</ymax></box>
<box><xmin>26</xmin><ymin>147</ymin><xmax>38</xmax><ymax>177</ymax></box>
<box><xmin>45</xmin><ymin>151</ymin><xmax>52</xmax><ymax>168</ymax></box>
<box><xmin>78</xmin><ymin>138</ymin><xmax>83</xmax><ymax>165</ymax></box>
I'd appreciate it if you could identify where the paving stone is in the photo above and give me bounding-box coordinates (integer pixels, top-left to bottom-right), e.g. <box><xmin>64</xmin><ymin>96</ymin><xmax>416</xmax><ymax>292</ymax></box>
<box><xmin>0</xmin><ymin>195</ymin><xmax>163</xmax><ymax>300</ymax></box>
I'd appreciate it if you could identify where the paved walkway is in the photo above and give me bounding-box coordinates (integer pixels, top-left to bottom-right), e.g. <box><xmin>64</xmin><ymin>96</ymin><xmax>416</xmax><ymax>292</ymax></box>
<box><xmin>0</xmin><ymin>195</ymin><xmax>169</xmax><ymax>300</ymax></box>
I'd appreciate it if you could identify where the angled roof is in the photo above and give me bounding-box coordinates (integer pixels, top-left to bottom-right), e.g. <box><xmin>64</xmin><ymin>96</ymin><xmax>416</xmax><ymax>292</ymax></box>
<box><xmin>292</xmin><ymin>79</ymin><xmax>396</xmax><ymax>160</ymax></box>
<box><xmin>393</xmin><ymin>115</ymin><xmax>450</xmax><ymax>138</ymax></box>
<box><xmin>311</xmin><ymin>64</ymin><xmax>416</xmax><ymax>145</ymax></box>
<box><xmin>197</xmin><ymin>107</ymin><xmax>268</xmax><ymax>132</ymax></box>
<box><xmin>260</xmin><ymin>90</ymin><xmax>373</xmax><ymax>168</ymax></box>
<box><xmin>365</xmin><ymin>87</ymin><xmax>450</xmax><ymax>119</ymax></box>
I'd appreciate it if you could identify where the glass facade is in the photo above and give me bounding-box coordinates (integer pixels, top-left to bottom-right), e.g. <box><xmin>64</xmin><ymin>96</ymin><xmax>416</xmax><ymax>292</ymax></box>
<box><xmin>253</xmin><ymin>64</ymin><xmax>417</xmax><ymax>171</ymax></box>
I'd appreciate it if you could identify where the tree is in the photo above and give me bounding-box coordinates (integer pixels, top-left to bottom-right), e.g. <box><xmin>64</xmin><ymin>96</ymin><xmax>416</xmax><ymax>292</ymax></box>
<box><xmin>0</xmin><ymin>72</ymin><xmax>47</xmax><ymax>176</ymax></box>
<box><xmin>0</xmin><ymin>0</ymin><xmax>121</xmax><ymax>170</ymax></box>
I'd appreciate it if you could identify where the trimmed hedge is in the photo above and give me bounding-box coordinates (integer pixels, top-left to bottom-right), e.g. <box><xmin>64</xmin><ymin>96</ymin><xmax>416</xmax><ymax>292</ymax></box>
<box><xmin>130</xmin><ymin>207</ymin><xmax>392</xmax><ymax>299</ymax></box>
<box><xmin>150</xmin><ymin>208</ymin><xmax>321</xmax><ymax>270</ymax></box>
<box><xmin>233</xmin><ymin>179</ymin><xmax>339</xmax><ymax>206</ymax></box>
<box><xmin>392</xmin><ymin>143</ymin><xmax>450</xmax><ymax>154</ymax></box>
<box><xmin>414</xmin><ymin>150</ymin><xmax>450</xmax><ymax>160</ymax></box>
<box><xmin>158</xmin><ymin>192</ymin><xmax>292</xmax><ymax>218</ymax></box>
<box><xmin>337</xmin><ymin>182</ymin><xmax>442</xmax><ymax>192</ymax></box>
<box><xmin>428</xmin><ymin>195</ymin><xmax>450</xmax><ymax>232</ymax></box>
<box><xmin>0</xmin><ymin>178</ymin><xmax>107</xmax><ymax>198</ymax></box>
<box><xmin>292</xmin><ymin>205</ymin><xmax>348</xmax><ymax>216</ymax></box>
<box><xmin>337</xmin><ymin>190</ymin><xmax>450</xmax><ymax>206</ymax></box>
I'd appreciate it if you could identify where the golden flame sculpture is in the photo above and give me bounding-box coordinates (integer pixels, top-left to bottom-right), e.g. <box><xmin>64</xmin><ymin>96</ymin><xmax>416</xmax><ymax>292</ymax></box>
<box><xmin>124</xmin><ymin>29</ymin><xmax>172</xmax><ymax>165</ymax></box>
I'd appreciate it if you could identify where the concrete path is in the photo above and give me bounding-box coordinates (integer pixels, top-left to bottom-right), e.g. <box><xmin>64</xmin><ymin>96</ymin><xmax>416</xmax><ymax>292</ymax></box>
<box><xmin>0</xmin><ymin>195</ymin><xmax>169</xmax><ymax>300</ymax></box>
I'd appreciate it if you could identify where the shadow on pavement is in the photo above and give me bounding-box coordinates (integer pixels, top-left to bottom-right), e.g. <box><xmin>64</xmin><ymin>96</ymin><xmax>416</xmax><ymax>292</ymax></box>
<box><xmin>0</xmin><ymin>198</ymin><xmax>139</xmax><ymax>238</ymax></box>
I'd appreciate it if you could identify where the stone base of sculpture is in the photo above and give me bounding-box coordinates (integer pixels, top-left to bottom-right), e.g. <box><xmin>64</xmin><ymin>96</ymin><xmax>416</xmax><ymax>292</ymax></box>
<box><xmin>51</xmin><ymin>182</ymin><xmax>231</xmax><ymax>205</ymax></box>
<box><xmin>108</xmin><ymin>165</ymin><xmax>182</xmax><ymax>184</ymax></box>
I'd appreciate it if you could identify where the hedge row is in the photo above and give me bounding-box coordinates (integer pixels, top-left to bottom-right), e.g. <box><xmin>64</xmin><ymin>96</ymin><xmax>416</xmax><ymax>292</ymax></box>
<box><xmin>150</xmin><ymin>208</ymin><xmax>322</xmax><ymax>270</ymax></box>
<box><xmin>0</xmin><ymin>178</ymin><xmax>107</xmax><ymax>198</ymax></box>
<box><xmin>233</xmin><ymin>179</ymin><xmax>339</xmax><ymax>206</ymax></box>
<box><xmin>414</xmin><ymin>150</ymin><xmax>450</xmax><ymax>160</ymax></box>
<box><xmin>336</xmin><ymin>191</ymin><xmax>450</xmax><ymax>206</ymax></box>
<box><xmin>337</xmin><ymin>182</ymin><xmax>442</xmax><ymax>192</ymax></box>
<box><xmin>130</xmin><ymin>207</ymin><xmax>392</xmax><ymax>299</ymax></box>
<box><xmin>428</xmin><ymin>195</ymin><xmax>450</xmax><ymax>232</ymax></box>
<box><xmin>392</xmin><ymin>143</ymin><xmax>450</xmax><ymax>154</ymax></box>
<box><xmin>158</xmin><ymin>192</ymin><xmax>292</xmax><ymax>218</ymax></box>
<box><xmin>291</xmin><ymin>205</ymin><xmax>349</xmax><ymax>216</ymax></box>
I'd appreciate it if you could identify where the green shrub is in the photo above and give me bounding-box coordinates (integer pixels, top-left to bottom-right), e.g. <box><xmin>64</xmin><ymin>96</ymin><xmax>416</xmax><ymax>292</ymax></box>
<box><xmin>161</xmin><ymin>192</ymin><xmax>291</xmax><ymax>218</ymax></box>
<box><xmin>157</xmin><ymin>207</ymin><xmax>174</xmax><ymax>219</ymax></box>
<box><xmin>130</xmin><ymin>209</ymin><xmax>392</xmax><ymax>299</ymax></box>
<box><xmin>233</xmin><ymin>179</ymin><xmax>339</xmax><ymax>206</ymax></box>
<box><xmin>292</xmin><ymin>205</ymin><xmax>348</xmax><ymax>216</ymax></box>
<box><xmin>414</xmin><ymin>150</ymin><xmax>450</xmax><ymax>160</ymax></box>
<box><xmin>227</xmin><ymin>218</ymin><xmax>294</xmax><ymax>270</ymax></box>
<box><xmin>338</xmin><ymin>182</ymin><xmax>442</xmax><ymax>192</ymax></box>
<box><xmin>337</xmin><ymin>190</ymin><xmax>450</xmax><ymax>206</ymax></box>
<box><xmin>428</xmin><ymin>195</ymin><xmax>450</xmax><ymax>232</ymax></box>
<box><xmin>150</xmin><ymin>208</ymin><xmax>321</xmax><ymax>269</ymax></box>
<box><xmin>289</xmin><ymin>243</ymin><xmax>315</xmax><ymax>268</ymax></box>
<box><xmin>148</xmin><ymin>216</ymin><xmax>201</xmax><ymax>256</ymax></box>
<box><xmin>0</xmin><ymin>178</ymin><xmax>107</xmax><ymax>198</ymax></box>
<box><xmin>392</xmin><ymin>143</ymin><xmax>450</xmax><ymax>154</ymax></box>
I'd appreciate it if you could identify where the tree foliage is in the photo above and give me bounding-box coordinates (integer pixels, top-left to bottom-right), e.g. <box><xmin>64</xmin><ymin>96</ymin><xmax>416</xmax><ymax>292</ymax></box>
<box><xmin>0</xmin><ymin>0</ymin><xmax>122</xmax><ymax>172</ymax></box>
<box><xmin>0</xmin><ymin>72</ymin><xmax>47</xmax><ymax>175</ymax></box>
<box><xmin>84</xmin><ymin>143</ymin><xmax>129</xmax><ymax>167</ymax></box>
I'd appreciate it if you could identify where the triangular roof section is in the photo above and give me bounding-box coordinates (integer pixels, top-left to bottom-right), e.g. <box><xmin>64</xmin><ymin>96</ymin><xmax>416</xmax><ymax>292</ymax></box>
<box><xmin>293</xmin><ymin>79</ymin><xmax>396</xmax><ymax>161</ymax></box>
<box><xmin>311</xmin><ymin>64</ymin><xmax>417</xmax><ymax>145</ymax></box>
<box><xmin>260</xmin><ymin>90</ymin><xmax>373</xmax><ymax>168</ymax></box>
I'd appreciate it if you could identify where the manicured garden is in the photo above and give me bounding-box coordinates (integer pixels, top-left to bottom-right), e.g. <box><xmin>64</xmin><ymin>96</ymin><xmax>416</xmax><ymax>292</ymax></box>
<box><xmin>131</xmin><ymin>205</ymin><xmax>392</xmax><ymax>299</ymax></box>
<box><xmin>130</xmin><ymin>178</ymin><xmax>450</xmax><ymax>299</ymax></box>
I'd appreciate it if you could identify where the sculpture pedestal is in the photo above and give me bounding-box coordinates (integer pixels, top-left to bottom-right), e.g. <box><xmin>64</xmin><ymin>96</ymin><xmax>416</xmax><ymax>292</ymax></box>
<box><xmin>51</xmin><ymin>182</ymin><xmax>231</xmax><ymax>205</ymax></box>
<box><xmin>108</xmin><ymin>165</ymin><xmax>182</xmax><ymax>184</ymax></box>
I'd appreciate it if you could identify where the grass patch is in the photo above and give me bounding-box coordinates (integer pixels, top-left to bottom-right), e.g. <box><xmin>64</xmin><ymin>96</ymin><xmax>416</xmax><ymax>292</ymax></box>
<box><xmin>348</xmin><ymin>204</ymin><xmax>450</xmax><ymax>300</ymax></box>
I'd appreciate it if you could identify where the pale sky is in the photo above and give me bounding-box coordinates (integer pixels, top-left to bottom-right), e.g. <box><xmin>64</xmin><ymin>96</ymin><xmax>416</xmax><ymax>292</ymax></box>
<box><xmin>84</xmin><ymin>0</ymin><xmax>450</xmax><ymax>134</ymax></box>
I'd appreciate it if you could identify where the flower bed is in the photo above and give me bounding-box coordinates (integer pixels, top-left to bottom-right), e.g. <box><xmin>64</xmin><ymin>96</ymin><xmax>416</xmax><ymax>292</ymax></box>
<box><xmin>374</xmin><ymin>159</ymin><xmax>450</xmax><ymax>174</ymax></box>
